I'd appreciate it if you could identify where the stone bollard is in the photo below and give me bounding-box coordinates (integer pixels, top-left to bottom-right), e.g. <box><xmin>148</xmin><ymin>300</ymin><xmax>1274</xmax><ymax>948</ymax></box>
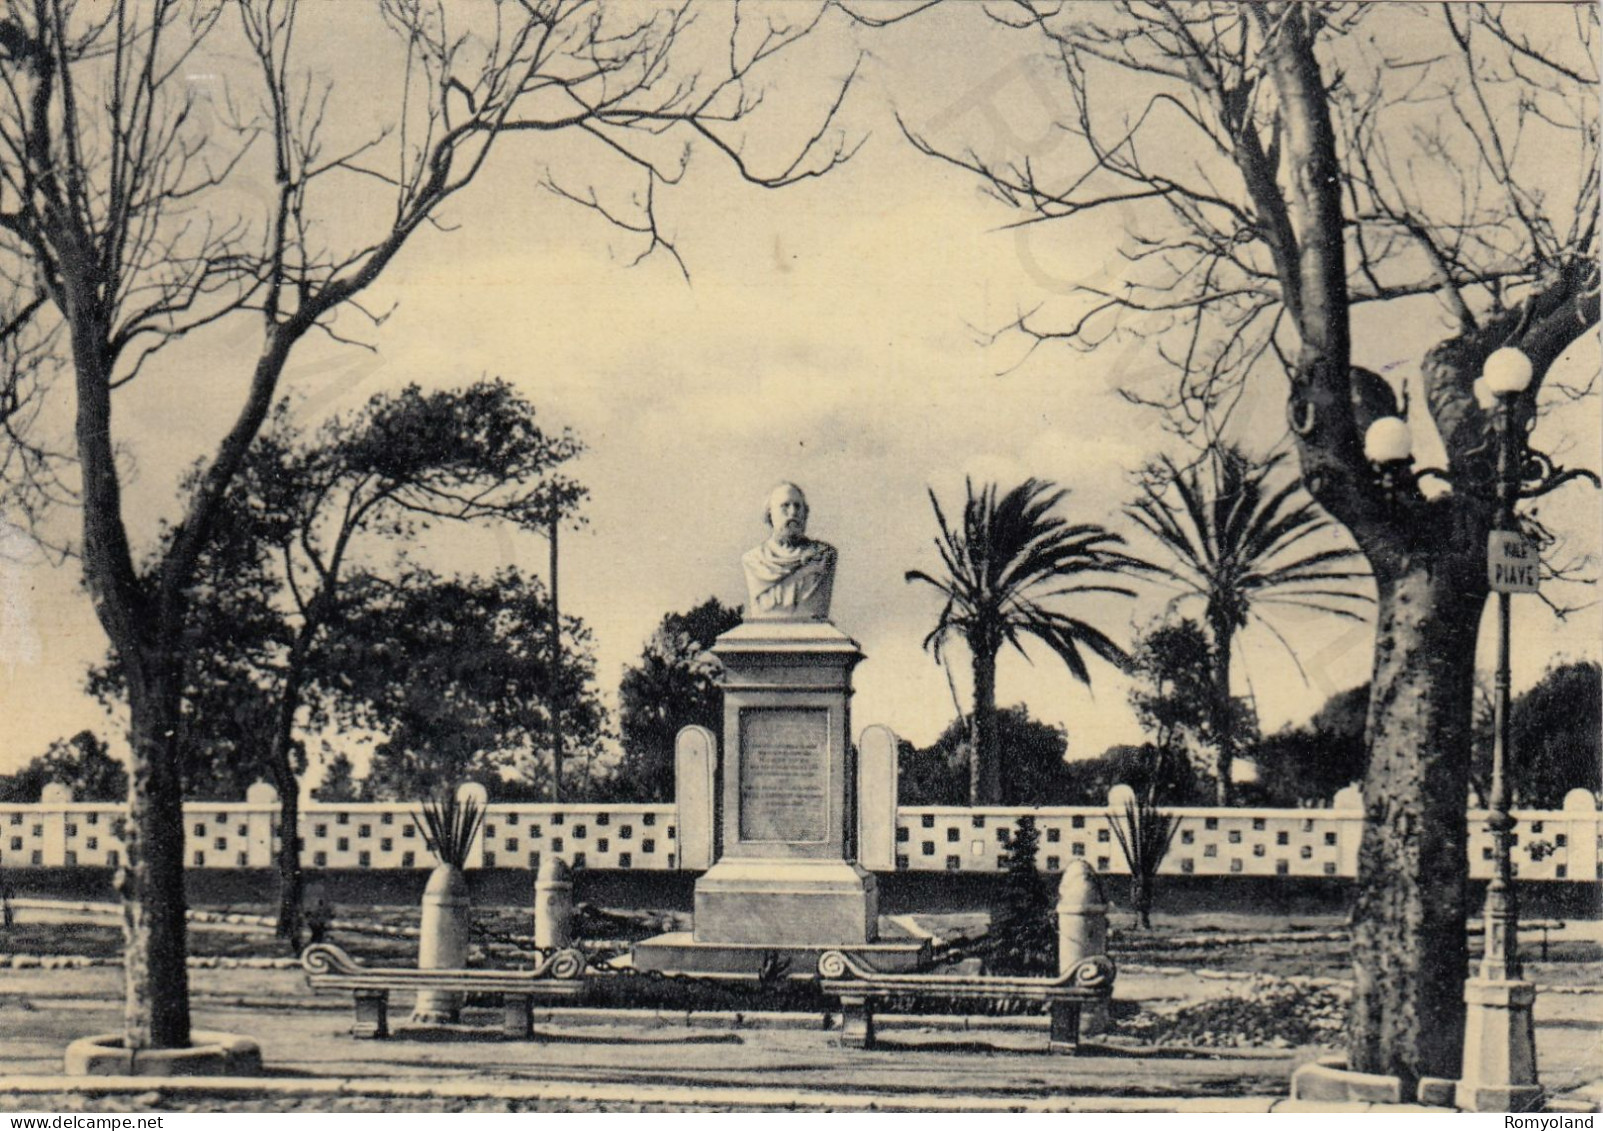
<box><xmin>413</xmin><ymin>862</ymin><xmax>470</xmax><ymax>1024</ymax></box>
<box><xmin>534</xmin><ymin>855</ymin><xmax>574</xmax><ymax>949</ymax></box>
<box><xmin>1058</xmin><ymin>859</ymin><xmax>1110</xmax><ymax>1036</ymax></box>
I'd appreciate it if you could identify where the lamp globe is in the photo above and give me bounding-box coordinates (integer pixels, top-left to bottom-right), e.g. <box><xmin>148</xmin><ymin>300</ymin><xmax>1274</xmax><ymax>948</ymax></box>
<box><xmin>1364</xmin><ymin>416</ymin><xmax>1413</xmax><ymax>464</ymax></box>
<box><xmin>1483</xmin><ymin>347</ymin><xmax>1533</xmax><ymax>395</ymax></box>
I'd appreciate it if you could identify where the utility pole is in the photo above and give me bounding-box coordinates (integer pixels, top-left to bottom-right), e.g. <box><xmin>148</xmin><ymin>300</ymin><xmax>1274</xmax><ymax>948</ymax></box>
<box><xmin>548</xmin><ymin>512</ymin><xmax>563</xmax><ymax>803</ymax></box>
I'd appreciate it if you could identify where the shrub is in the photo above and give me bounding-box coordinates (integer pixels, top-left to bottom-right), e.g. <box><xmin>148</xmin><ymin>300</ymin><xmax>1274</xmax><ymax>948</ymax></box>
<box><xmin>988</xmin><ymin>816</ymin><xmax>1056</xmax><ymax>974</ymax></box>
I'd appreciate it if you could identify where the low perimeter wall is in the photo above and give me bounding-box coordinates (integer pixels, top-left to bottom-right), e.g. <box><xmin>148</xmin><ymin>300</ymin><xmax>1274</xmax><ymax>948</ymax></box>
<box><xmin>3</xmin><ymin>768</ymin><xmax>1598</xmax><ymax>888</ymax></box>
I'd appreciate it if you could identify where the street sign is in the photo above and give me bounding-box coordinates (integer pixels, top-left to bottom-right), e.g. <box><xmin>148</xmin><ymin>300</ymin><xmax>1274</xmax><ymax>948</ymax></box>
<box><xmin>1488</xmin><ymin>531</ymin><xmax>1539</xmax><ymax>593</ymax></box>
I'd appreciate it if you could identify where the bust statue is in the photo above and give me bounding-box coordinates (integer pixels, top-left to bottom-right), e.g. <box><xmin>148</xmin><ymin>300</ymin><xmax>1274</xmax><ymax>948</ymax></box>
<box><xmin>742</xmin><ymin>482</ymin><xmax>837</xmax><ymax>620</ymax></box>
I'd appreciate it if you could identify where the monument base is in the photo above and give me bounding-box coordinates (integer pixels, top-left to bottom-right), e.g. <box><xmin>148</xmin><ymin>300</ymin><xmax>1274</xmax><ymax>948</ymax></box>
<box><xmin>694</xmin><ymin>858</ymin><xmax>878</xmax><ymax>945</ymax></box>
<box><xmin>634</xmin><ymin>859</ymin><xmax>930</xmax><ymax>976</ymax></box>
<box><xmin>632</xmin><ymin>932</ymin><xmax>930</xmax><ymax>976</ymax></box>
<box><xmin>1455</xmin><ymin>978</ymin><xmax>1543</xmax><ymax>1113</ymax></box>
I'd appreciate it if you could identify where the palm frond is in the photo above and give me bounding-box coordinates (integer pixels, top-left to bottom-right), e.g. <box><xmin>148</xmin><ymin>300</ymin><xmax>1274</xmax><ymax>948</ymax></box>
<box><xmin>905</xmin><ymin>476</ymin><xmax>1140</xmax><ymax>766</ymax></box>
<box><xmin>1246</xmin><ymin>609</ymin><xmax>1315</xmax><ymax>685</ymax></box>
<box><xmin>1126</xmin><ymin>442</ymin><xmax>1374</xmax><ymax>651</ymax></box>
<box><xmin>1252</xmin><ymin>594</ymin><xmax>1374</xmax><ymax>622</ymax></box>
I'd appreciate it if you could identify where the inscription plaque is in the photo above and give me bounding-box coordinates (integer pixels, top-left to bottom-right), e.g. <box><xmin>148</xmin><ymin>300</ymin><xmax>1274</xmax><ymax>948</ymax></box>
<box><xmin>738</xmin><ymin>708</ymin><xmax>829</xmax><ymax>843</ymax></box>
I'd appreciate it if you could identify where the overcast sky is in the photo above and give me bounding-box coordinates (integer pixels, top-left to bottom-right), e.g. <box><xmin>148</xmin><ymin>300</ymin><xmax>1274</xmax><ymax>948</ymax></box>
<box><xmin>2</xmin><ymin>3</ymin><xmax>1598</xmax><ymax>784</ymax></box>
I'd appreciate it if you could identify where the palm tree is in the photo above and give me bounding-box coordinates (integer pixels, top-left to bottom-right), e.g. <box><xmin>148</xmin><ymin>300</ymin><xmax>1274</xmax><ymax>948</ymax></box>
<box><xmin>906</xmin><ymin>478</ymin><xmax>1143</xmax><ymax>805</ymax></box>
<box><xmin>1127</xmin><ymin>444</ymin><xmax>1372</xmax><ymax>804</ymax></box>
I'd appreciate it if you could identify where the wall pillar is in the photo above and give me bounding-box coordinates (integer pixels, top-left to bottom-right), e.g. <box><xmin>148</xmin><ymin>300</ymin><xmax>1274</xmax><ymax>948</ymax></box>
<box><xmin>674</xmin><ymin>725</ymin><xmax>717</xmax><ymax>871</ymax></box>
<box><xmin>857</xmin><ymin>725</ymin><xmax>898</xmax><ymax>872</ymax></box>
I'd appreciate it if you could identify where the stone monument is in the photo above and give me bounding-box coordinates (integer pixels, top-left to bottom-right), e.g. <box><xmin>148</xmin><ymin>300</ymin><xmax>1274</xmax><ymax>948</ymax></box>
<box><xmin>633</xmin><ymin>484</ymin><xmax>926</xmax><ymax>974</ymax></box>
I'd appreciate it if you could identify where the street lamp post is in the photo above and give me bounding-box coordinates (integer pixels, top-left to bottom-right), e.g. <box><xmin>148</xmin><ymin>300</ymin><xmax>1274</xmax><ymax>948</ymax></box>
<box><xmin>1455</xmin><ymin>347</ymin><xmax>1541</xmax><ymax>1114</ymax></box>
<box><xmin>1361</xmin><ymin>347</ymin><xmax>1597</xmax><ymax>1112</ymax></box>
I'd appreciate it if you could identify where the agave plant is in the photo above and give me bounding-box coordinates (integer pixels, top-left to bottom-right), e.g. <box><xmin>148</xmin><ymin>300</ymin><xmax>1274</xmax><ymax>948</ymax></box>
<box><xmin>1106</xmin><ymin>775</ymin><xmax>1181</xmax><ymax>931</ymax></box>
<box><xmin>416</xmin><ymin>792</ymin><xmax>485</xmax><ymax>869</ymax></box>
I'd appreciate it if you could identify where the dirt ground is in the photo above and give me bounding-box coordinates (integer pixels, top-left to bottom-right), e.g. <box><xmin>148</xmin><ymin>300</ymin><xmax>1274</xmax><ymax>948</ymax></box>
<box><xmin>1</xmin><ymin>902</ymin><xmax>1597</xmax><ymax>1110</ymax></box>
<box><xmin>9</xmin><ymin>902</ymin><xmax>1598</xmax><ymax>977</ymax></box>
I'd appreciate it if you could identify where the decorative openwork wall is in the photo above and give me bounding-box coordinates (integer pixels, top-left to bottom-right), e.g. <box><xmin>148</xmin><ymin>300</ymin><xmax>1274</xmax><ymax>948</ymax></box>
<box><xmin>2</xmin><ymin>776</ymin><xmax>1595</xmax><ymax>883</ymax></box>
<box><xmin>891</xmin><ymin>800</ymin><xmax>1599</xmax><ymax>883</ymax></box>
<box><xmin>0</xmin><ymin>783</ymin><xmax>680</xmax><ymax>874</ymax></box>
<box><xmin>475</xmin><ymin>805</ymin><xmax>679</xmax><ymax>871</ymax></box>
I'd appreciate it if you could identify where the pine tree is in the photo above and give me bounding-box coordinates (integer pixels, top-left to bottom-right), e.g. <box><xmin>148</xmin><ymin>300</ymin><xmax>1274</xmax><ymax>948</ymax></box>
<box><xmin>988</xmin><ymin>816</ymin><xmax>1056</xmax><ymax>975</ymax></box>
<box><xmin>313</xmin><ymin>753</ymin><xmax>359</xmax><ymax>803</ymax></box>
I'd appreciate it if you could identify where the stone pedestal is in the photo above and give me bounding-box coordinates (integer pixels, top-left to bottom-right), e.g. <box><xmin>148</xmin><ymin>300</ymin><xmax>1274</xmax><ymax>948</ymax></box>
<box><xmin>696</xmin><ymin>858</ymin><xmax>877</xmax><ymax>944</ymax></box>
<box><xmin>413</xmin><ymin>863</ymin><xmax>470</xmax><ymax>1024</ymax></box>
<box><xmin>533</xmin><ymin>856</ymin><xmax>573</xmax><ymax>949</ymax></box>
<box><xmin>1455</xmin><ymin>978</ymin><xmax>1543</xmax><ymax>1113</ymax></box>
<box><xmin>634</xmin><ymin>620</ymin><xmax>926</xmax><ymax>975</ymax></box>
<box><xmin>697</xmin><ymin>620</ymin><xmax>873</xmax><ymax>944</ymax></box>
<box><xmin>1057</xmin><ymin>861</ymin><xmax>1110</xmax><ymax>1036</ymax></box>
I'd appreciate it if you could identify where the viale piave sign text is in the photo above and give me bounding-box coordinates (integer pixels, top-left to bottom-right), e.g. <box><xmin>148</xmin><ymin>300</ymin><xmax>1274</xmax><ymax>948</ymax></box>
<box><xmin>1488</xmin><ymin>531</ymin><xmax>1540</xmax><ymax>594</ymax></box>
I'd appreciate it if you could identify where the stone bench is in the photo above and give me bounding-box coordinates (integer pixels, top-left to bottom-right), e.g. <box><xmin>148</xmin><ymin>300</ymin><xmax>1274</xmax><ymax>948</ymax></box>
<box><xmin>1468</xmin><ymin>917</ymin><xmax>1566</xmax><ymax>961</ymax></box>
<box><xmin>300</xmin><ymin>942</ymin><xmax>587</xmax><ymax>1039</ymax></box>
<box><xmin>817</xmin><ymin>949</ymin><xmax>1116</xmax><ymax>1054</ymax></box>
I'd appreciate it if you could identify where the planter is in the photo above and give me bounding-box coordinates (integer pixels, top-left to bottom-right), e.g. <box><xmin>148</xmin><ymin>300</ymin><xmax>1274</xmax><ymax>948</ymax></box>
<box><xmin>1291</xmin><ymin>1055</ymin><xmax>1467</xmax><ymax>1108</ymax></box>
<box><xmin>413</xmin><ymin>863</ymin><xmax>470</xmax><ymax>1024</ymax></box>
<box><xmin>64</xmin><ymin>1031</ymin><xmax>262</xmax><ymax>1077</ymax></box>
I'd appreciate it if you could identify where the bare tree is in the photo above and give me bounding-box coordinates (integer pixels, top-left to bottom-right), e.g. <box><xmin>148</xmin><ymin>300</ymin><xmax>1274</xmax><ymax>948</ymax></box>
<box><xmin>0</xmin><ymin>0</ymin><xmax>858</xmax><ymax>1050</ymax></box>
<box><xmin>0</xmin><ymin>297</ymin><xmax>70</xmax><ymax>560</ymax></box>
<box><xmin>889</xmin><ymin>2</ymin><xmax>1597</xmax><ymax>1085</ymax></box>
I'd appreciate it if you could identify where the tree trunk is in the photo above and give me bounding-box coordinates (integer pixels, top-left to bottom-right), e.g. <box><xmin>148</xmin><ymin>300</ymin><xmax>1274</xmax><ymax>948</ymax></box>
<box><xmin>120</xmin><ymin>665</ymin><xmax>193</xmax><ymax>1050</ymax></box>
<box><xmin>1209</xmin><ymin>612</ymin><xmax>1236</xmax><ymax>806</ymax></box>
<box><xmin>267</xmin><ymin>645</ymin><xmax>314</xmax><ymax>945</ymax></box>
<box><xmin>967</xmin><ymin>732</ymin><xmax>981</xmax><ymax>809</ymax></box>
<box><xmin>70</xmin><ymin>310</ymin><xmax>194</xmax><ymax>1050</ymax></box>
<box><xmin>971</xmin><ymin>646</ymin><xmax>1001</xmax><ymax>805</ymax></box>
<box><xmin>273</xmin><ymin>778</ymin><xmax>304</xmax><ymax>945</ymax></box>
<box><xmin>1348</xmin><ymin>550</ymin><xmax>1485</xmax><ymax>1087</ymax></box>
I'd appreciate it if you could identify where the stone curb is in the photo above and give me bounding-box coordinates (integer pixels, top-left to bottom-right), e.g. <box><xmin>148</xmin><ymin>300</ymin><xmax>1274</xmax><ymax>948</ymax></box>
<box><xmin>0</xmin><ymin>1075</ymin><xmax>1307</xmax><ymax>1113</ymax></box>
<box><xmin>1119</xmin><ymin>963</ymin><xmax>1600</xmax><ymax>994</ymax></box>
<box><xmin>0</xmin><ymin>955</ymin><xmax>302</xmax><ymax>970</ymax></box>
<box><xmin>0</xmin><ymin>1068</ymin><xmax>1594</xmax><ymax>1112</ymax></box>
<box><xmin>6</xmin><ymin>1074</ymin><xmax>1595</xmax><ymax>1113</ymax></box>
<box><xmin>1119</xmin><ymin>931</ymin><xmax>1350</xmax><ymax>949</ymax></box>
<box><xmin>0</xmin><ymin>1073</ymin><xmax>1499</xmax><ymax>1112</ymax></box>
<box><xmin>61</xmin><ymin>1034</ymin><xmax>262</xmax><ymax>1078</ymax></box>
<box><xmin>456</xmin><ymin>1007</ymin><xmax>1303</xmax><ymax>1055</ymax></box>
